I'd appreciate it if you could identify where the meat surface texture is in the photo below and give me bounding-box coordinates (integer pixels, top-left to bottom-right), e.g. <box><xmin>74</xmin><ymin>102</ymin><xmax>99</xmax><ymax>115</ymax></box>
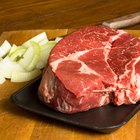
<box><xmin>38</xmin><ymin>26</ymin><xmax>140</xmax><ymax>113</ymax></box>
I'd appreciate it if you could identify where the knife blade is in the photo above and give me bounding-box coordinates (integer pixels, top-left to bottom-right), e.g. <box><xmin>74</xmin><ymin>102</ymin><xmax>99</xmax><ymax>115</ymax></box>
<box><xmin>102</xmin><ymin>12</ymin><xmax>140</xmax><ymax>29</ymax></box>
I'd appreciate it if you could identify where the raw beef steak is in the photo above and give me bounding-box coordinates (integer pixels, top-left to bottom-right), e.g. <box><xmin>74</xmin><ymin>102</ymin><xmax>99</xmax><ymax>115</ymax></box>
<box><xmin>38</xmin><ymin>26</ymin><xmax>140</xmax><ymax>113</ymax></box>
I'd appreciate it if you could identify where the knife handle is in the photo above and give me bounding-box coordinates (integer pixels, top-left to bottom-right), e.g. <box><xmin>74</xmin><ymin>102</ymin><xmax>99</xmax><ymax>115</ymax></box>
<box><xmin>102</xmin><ymin>12</ymin><xmax>140</xmax><ymax>29</ymax></box>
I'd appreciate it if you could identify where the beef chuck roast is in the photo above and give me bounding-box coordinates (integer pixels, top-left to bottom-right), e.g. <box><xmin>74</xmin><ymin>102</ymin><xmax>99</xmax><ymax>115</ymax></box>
<box><xmin>38</xmin><ymin>26</ymin><xmax>140</xmax><ymax>113</ymax></box>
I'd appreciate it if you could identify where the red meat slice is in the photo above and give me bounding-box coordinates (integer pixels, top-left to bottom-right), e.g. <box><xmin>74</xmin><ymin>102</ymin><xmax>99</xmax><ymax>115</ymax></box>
<box><xmin>38</xmin><ymin>26</ymin><xmax>140</xmax><ymax>113</ymax></box>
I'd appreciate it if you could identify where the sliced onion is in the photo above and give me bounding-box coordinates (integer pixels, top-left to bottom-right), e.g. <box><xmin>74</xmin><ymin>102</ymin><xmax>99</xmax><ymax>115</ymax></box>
<box><xmin>0</xmin><ymin>74</ymin><xmax>6</xmax><ymax>84</ymax></box>
<box><xmin>0</xmin><ymin>40</ymin><xmax>11</xmax><ymax>58</ymax></box>
<box><xmin>18</xmin><ymin>45</ymin><xmax>35</xmax><ymax>69</ymax></box>
<box><xmin>11</xmin><ymin>69</ymin><xmax>41</xmax><ymax>82</ymax></box>
<box><xmin>0</xmin><ymin>32</ymin><xmax>63</xmax><ymax>83</ymax></box>
<box><xmin>55</xmin><ymin>37</ymin><xmax>63</xmax><ymax>42</ymax></box>
<box><xmin>26</xmin><ymin>41</ymin><xmax>41</xmax><ymax>71</ymax></box>
<box><xmin>22</xmin><ymin>32</ymin><xmax>48</xmax><ymax>47</ymax></box>
<box><xmin>8</xmin><ymin>44</ymin><xmax>18</xmax><ymax>56</ymax></box>
<box><xmin>0</xmin><ymin>56</ymin><xmax>25</xmax><ymax>79</ymax></box>
<box><xmin>9</xmin><ymin>47</ymin><xmax>27</xmax><ymax>61</ymax></box>
<box><xmin>36</xmin><ymin>41</ymin><xmax>56</xmax><ymax>69</ymax></box>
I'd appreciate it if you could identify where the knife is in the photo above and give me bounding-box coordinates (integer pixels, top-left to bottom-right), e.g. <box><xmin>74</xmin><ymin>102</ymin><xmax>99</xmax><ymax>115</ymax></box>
<box><xmin>102</xmin><ymin>12</ymin><xmax>140</xmax><ymax>29</ymax></box>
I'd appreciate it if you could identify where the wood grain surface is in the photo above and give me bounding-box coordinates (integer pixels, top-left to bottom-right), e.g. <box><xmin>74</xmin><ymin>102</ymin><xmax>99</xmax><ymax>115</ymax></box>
<box><xmin>0</xmin><ymin>0</ymin><xmax>140</xmax><ymax>34</ymax></box>
<box><xmin>0</xmin><ymin>0</ymin><xmax>140</xmax><ymax>140</ymax></box>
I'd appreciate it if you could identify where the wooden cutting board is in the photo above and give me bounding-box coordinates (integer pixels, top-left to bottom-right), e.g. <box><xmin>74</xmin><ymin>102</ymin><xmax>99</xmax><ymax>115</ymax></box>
<box><xmin>0</xmin><ymin>29</ymin><xmax>140</xmax><ymax>140</ymax></box>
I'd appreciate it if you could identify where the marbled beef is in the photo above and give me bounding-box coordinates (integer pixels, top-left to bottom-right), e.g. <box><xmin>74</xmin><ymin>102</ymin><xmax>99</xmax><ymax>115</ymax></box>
<box><xmin>38</xmin><ymin>26</ymin><xmax>140</xmax><ymax>113</ymax></box>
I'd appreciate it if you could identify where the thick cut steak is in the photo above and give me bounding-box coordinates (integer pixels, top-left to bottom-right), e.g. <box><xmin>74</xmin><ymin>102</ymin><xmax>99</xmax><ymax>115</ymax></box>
<box><xmin>38</xmin><ymin>26</ymin><xmax>140</xmax><ymax>113</ymax></box>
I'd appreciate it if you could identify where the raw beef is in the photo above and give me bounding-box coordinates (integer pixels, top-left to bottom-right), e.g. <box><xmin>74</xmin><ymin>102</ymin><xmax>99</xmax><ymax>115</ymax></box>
<box><xmin>38</xmin><ymin>26</ymin><xmax>140</xmax><ymax>114</ymax></box>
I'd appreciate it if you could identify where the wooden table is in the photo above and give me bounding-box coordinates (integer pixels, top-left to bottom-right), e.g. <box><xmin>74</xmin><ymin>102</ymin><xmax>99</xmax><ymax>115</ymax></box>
<box><xmin>0</xmin><ymin>0</ymin><xmax>140</xmax><ymax>140</ymax></box>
